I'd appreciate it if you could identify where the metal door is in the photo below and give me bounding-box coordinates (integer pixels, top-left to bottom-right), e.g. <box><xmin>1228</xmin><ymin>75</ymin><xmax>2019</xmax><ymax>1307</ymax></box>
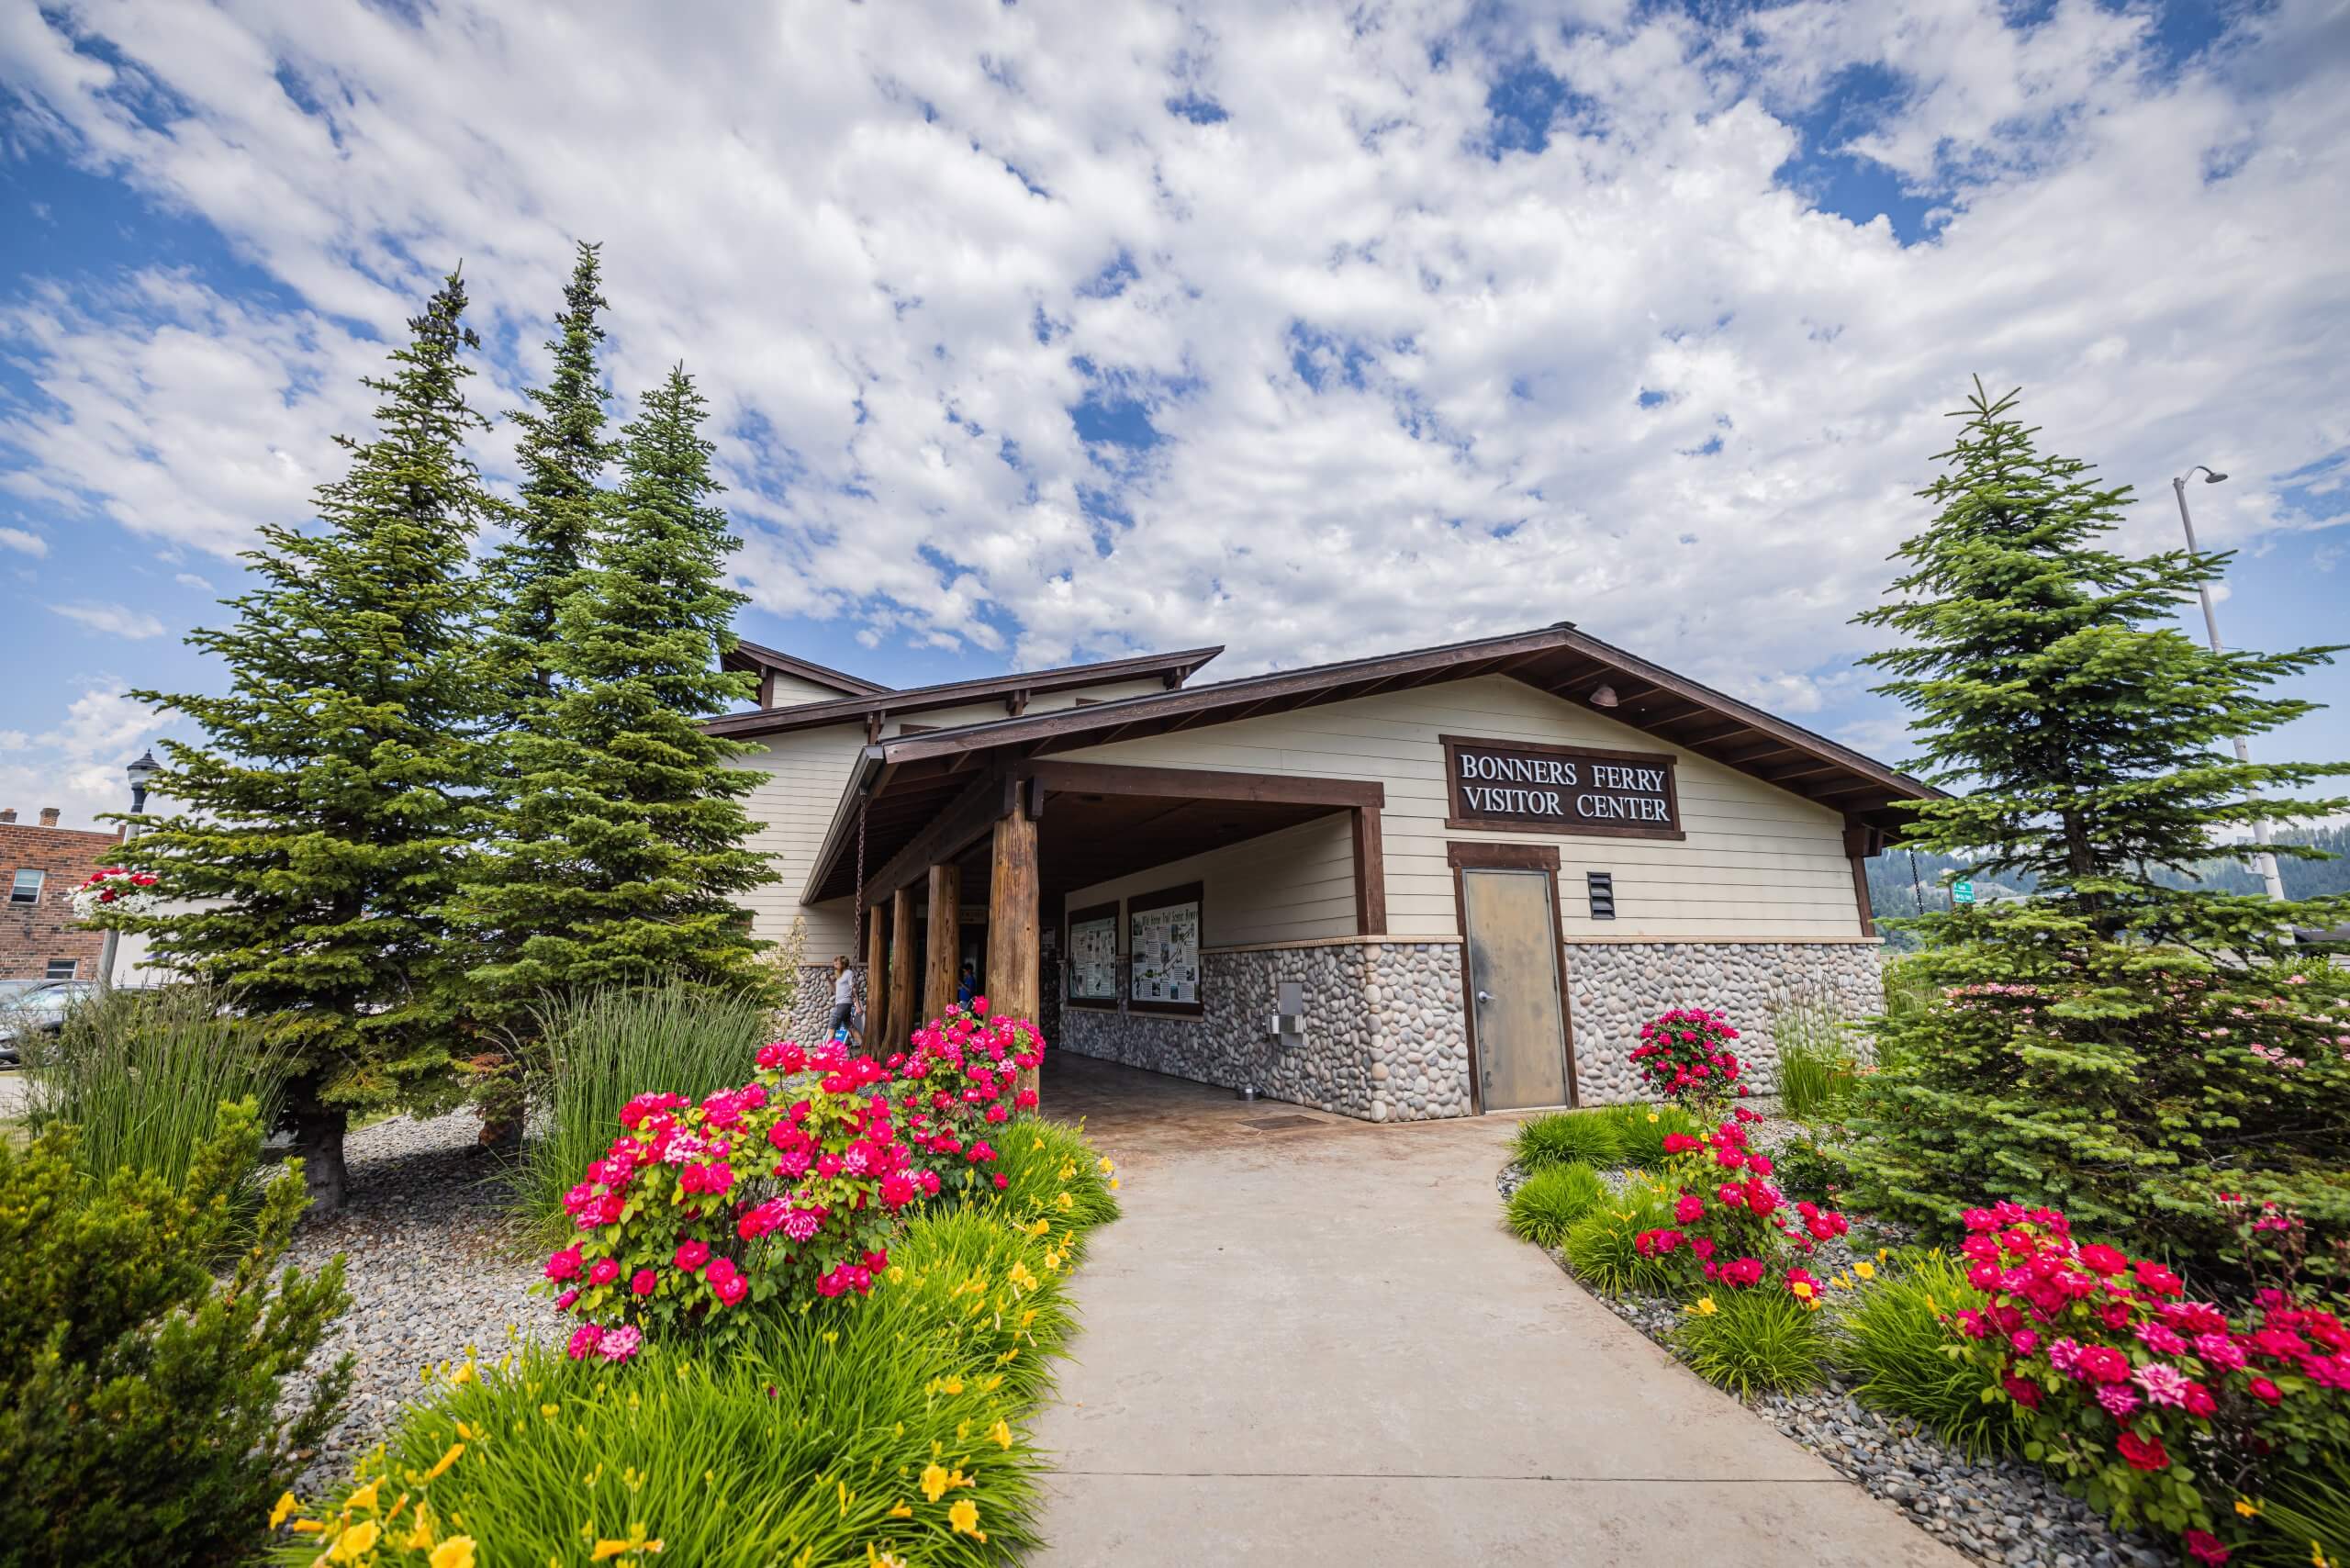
<box><xmin>1460</xmin><ymin>868</ymin><xmax>1571</xmax><ymax>1111</ymax></box>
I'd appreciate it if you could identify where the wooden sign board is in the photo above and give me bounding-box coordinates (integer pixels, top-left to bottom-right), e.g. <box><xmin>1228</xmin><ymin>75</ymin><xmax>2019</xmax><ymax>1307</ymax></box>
<box><xmin>1439</xmin><ymin>734</ymin><xmax>1684</xmax><ymax>841</ymax></box>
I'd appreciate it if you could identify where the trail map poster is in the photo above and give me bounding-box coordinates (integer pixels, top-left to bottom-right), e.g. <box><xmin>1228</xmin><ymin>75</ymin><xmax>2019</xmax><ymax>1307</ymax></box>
<box><xmin>1127</xmin><ymin>883</ymin><xmax>1203</xmax><ymax>1014</ymax></box>
<box><xmin>1066</xmin><ymin>904</ymin><xmax>1120</xmax><ymax>1004</ymax></box>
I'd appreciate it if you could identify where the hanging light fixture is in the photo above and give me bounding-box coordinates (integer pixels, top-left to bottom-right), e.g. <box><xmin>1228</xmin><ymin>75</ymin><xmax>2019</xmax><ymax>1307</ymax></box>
<box><xmin>1589</xmin><ymin>684</ymin><xmax>1619</xmax><ymax>709</ymax></box>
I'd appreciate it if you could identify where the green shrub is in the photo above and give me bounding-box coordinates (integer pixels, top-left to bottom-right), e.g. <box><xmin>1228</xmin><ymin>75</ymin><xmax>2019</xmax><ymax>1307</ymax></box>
<box><xmin>513</xmin><ymin>980</ymin><xmax>772</xmax><ymax>1240</ymax></box>
<box><xmin>21</xmin><ymin>981</ymin><xmax>285</xmax><ymax>1200</ymax></box>
<box><xmin>1561</xmin><ymin>1191</ymin><xmax>1679</xmax><ymax>1296</ymax></box>
<box><xmin>1512</xmin><ymin>1109</ymin><xmax>1626</xmax><ymax>1170</ymax></box>
<box><xmin>288</xmin><ymin>1132</ymin><xmax>1122</xmax><ymax>1566</ymax></box>
<box><xmin>1505</xmin><ymin>1162</ymin><xmax>1609</xmax><ymax>1248</ymax></box>
<box><xmin>0</xmin><ymin>1100</ymin><xmax>349</xmax><ymax>1568</ymax></box>
<box><xmin>1601</xmin><ymin>1102</ymin><xmax>1705</xmax><ymax>1167</ymax></box>
<box><xmin>1838</xmin><ymin>1249</ymin><xmax>2016</xmax><ymax>1459</ymax></box>
<box><xmin>1673</xmin><ymin>1286</ymin><xmax>1832</xmax><ymax>1398</ymax></box>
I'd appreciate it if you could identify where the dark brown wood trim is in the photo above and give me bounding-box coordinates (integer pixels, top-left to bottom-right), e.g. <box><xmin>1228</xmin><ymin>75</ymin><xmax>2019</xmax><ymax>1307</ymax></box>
<box><xmin>1022</xmin><ymin>758</ymin><xmax>1384</xmax><ymax>810</ymax></box>
<box><xmin>1062</xmin><ymin>899</ymin><xmax>1122</xmax><ymax>1011</ymax></box>
<box><xmin>721</xmin><ymin>639</ymin><xmax>892</xmax><ymax>698</ymax></box>
<box><xmin>858</xmin><ymin>767</ymin><xmax>1007</xmax><ymax>905</ymax></box>
<box><xmin>1447</xmin><ymin>845</ymin><xmax>1579</xmax><ymax>1112</ymax></box>
<box><xmin>1844</xmin><ymin>821</ymin><xmax>1881</xmax><ymax>939</ymax></box>
<box><xmin>706</xmin><ymin>644</ymin><xmax>1225</xmax><ymax>738</ymax></box>
<box><xmin>1438</xmin><ymin>734</ymin><xmax>1685</xmax><ymax>843</ymax></box>
<box><xmin>1352</xmin><ymin>806</ymin><xmax>1387</xmax><ymax>935</ymax></box>
<box><xmin>1124</xmin><ymin>879</ymin><xmax>1204</xmax><ymax>1017</ymax></box>
<box><xmin>1447</xmin><ymin>840</ymin><xmax>1561</xmax><ymax>871</ymax></box>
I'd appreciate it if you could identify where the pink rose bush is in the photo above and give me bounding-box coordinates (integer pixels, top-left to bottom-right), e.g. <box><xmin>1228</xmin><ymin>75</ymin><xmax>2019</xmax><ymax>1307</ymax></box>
<box><xmin>1939</xmin><ymin>1202</ymin><xmax>2350</xmax><ymax>1559</ymax></box>
<box><xmin>1633</xmin><ymin>1109</ymin><xmax>1852</xmax><ymax>1305</ymax></box>
<box><xmin>540</xmin><ymin>1019</ymin><xmax>1046</xmax><ymax>1350</ymax></box>
<box><xmin>1629</xmin><ymin>1007</ymin><xmax>1747</xmax><ymax>1111</ymax></box>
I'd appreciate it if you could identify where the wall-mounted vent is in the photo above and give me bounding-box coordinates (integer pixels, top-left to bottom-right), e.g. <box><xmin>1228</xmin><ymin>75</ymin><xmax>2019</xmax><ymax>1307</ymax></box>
<box><xmin>1586</xmin><ymin>871</ymin><xmax>1616</xmax><ymax>921</ymax></box>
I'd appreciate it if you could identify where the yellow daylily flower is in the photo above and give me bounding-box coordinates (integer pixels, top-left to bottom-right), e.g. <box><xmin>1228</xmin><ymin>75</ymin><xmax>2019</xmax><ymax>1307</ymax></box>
<box><xmin>1790</xmin><ymin>1281</ymin><xmax>1817</xmax><ymax>1302</ymax></box>
<box><xmin>1058</xmin><ymin>1162</ymin><xmax>1077</xmax><ymax>1181</ymax></box>
<box><xmin>1055</xmin><ymin>1192</ymin><xmax>1074</xmax><ymax>1211</ymax></box>
<box><xmin>290</xmin><ymin>1520</ymin><xmax>326</xmax><ymax>1536</ymax></box>
<box><xmin>425</xmin><ymin>1441</ymin><xmax>465</xmax><ymax>1482</ymax></box>
<box><xmin>887</xmin><ymin>1503</ymin><xmax>913</xmax><ymax>1520</ymax></box>
<box><xmin>939</xmin><ymin>1374</ymin><xmax>964</xmax><ymax>1395</ymax></box>
<box><xmin>431</xmin><ymin>1538</ymin><xmax>477</xmax><ymax>1568</ymax></box>
<box><xmin>987</xmin><ymin>1418</ymin><xmax>1014</xmax><ymax>1449</ymax></box>
<box><xmin>1686</xmin><ymin>1295</ymin><xmax>1718</xmax><ymax>1316</ymax></box>
<box><xmin>346</xmin><ymin>1480</ymin><xmax>382</xmax><ymax>1516</ymax></box>
<box><xmin>589</xmin><ymin>1524</ymin><xmax>665</xmax><ymax>1560</ymax></box>
<box><xmin>947</xmin><ymin>1498</ymin><xmax>985</xmax><ymax>1540</ymax></box>
<box><xmin>2311</xmin><ymin>1544</ymin><xmax>2329</xmax><ymax>1568</ymax></box>
<box><xmin>268</xmin><ymin>1492</ymin><xmax>297</xmax><ymax>1529</ymax></box>
<box><xmin>1098</xmin><ymin>1156</ymin><xmax>1116</xmax><ymax>1173</ymax></box>
<box><xmin>330</xmin><ymin>1520</ymin><xmax>380</xmax><ymax>1562</ymax></box>
<box><xmin>2236</xmin><ymin>1498</ymin><xmax>2262</xmax><ymax>1518</ymax></box>
<box><xmin>921</xmin><ymin>1463</ymin><xmax>954</xmax><ymax>1503</ymax></box>
<box><xmin>1852</xmin><ymin>1260</ymin><xmax>1876</xmax><ymax>1281</ymax></box>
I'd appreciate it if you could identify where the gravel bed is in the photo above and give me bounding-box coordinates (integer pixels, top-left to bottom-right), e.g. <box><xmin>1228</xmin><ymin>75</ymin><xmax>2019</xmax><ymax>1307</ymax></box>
<box><xmin>281</xmin><ymin>1110</ymin><xmax>557</xmax><ymax>1488</ymax></box>
<box><xmin>1494</xmin><ymin>1130</ymin><xmax>2171</xmax><ymax>1568</ymax></box>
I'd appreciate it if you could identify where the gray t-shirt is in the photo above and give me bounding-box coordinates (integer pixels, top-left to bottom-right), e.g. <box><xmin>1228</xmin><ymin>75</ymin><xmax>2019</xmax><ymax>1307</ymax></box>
<box><xmin>833</xmin><ymin>968</ymin><xmax>855</xmax><ymax>1007</ymax></box>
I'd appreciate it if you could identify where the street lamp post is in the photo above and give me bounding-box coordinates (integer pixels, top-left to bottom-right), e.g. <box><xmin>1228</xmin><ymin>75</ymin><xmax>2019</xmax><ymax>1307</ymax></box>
<box><xmin>96</xmin><ymin>750</ymin><xmax>161</xmax><ymax>994</ymax></box>
<box><xmin>2171</xmin><ymin>466</ymin><xmax>2289</xmax><ymax>904</ymax></box>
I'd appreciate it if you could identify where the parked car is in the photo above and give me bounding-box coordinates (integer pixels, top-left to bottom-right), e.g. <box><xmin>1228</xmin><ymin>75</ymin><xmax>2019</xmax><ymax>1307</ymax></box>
<box><xmin>0</xmin><ymin>979</ymin><xmax>95</xmax><ymax>1064</ymax></box>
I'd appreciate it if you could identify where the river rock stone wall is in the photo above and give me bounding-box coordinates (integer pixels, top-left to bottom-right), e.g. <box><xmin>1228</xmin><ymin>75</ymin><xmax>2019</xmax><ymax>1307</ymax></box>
<box><xmin>1563</xmin><ymin>941</ymin><xmax>1883</xmax><ymax>1105</ymax></box>
<box><xmin>1056</xmin><ymin>941</ymin><xmax>1471</xmax><ymax>1122</ymax></box>
<box><xmin>784</xmin><ymin>964</ymin><xmax>867</xmax><ymax>1045</ymax></box>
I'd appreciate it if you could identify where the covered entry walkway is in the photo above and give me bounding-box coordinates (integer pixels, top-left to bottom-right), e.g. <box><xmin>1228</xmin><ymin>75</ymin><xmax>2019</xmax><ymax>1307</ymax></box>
<box><xmin>1032</xmin><ymin>1057</ymin><xmax>1966</xmax><ymax>1568</ymax></box>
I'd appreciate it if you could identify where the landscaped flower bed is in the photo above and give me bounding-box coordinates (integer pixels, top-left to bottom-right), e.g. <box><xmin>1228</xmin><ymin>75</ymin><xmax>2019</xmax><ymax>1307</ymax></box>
<box><xmin>274</xmin><ymin>1007</ymin><xmax>1119</xmax><ymax>1568</ymax></box>
<box><xmin>1502</xmin><ymin>1092</ymin><xmax>2348</xmax><ymax>1568</ymax></box>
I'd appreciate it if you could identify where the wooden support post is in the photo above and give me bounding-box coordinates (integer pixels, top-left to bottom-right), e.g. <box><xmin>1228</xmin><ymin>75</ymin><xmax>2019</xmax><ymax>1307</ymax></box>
<box><xmin>864</xmin><ymin>901</ymin><xmax>890</xmax><ymax>1047</ymax></box>
<box><xmin>1843</xmin><ymin>822</ymin><xmax>1879</xmax><ymax>939</ymax></box>
<box><xmin>987</xmin><ymin>801</ymin><xmax>1042</xmax><ymax>1097</ymax></box>
<box><xmin>923</xmin><ymin>861</ymin><xmax>961</xmax><ymax>1023</ymax></box>
<box><xmin>889</xmin><ymin>883</ymin><xmax>918</xmax><ymax>1048</ymax></box>
<box><xmin>1351</xmin><ymin>804</ymin><xmax>1387</xmax><ymax>935</ymax></box>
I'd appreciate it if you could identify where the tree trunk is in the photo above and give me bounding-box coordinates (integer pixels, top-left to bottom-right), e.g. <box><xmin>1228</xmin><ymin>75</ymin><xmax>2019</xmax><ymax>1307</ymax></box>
<box><xmin>288</xmin><ymin>1082</ymin><xmax>350</xmax><ymax>1216</ymax></box>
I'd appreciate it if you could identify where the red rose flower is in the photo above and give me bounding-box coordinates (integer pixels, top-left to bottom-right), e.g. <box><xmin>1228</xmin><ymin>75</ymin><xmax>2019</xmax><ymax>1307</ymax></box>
<box><xmin>2247</xmin><ymin>1377</ymin><xmax>2283</xmax><ymax>1405</ymax></box>
<box><xmin>2000</xmin><ymin>1375</ymin><xmax>2042</xmax><ymax>1409</ymax></box>
<box><xmin>2076</xmin><ymin>1243</ymin><xmax>2127</xmax><ymax>1275</ymax></box>
<box><xmin>2182</xmin><ymin>1529</ymin><xmax>2229</xmax><ymax>1566</ymax></box>
<box><xmin>2115</xmin><ymin>1431</ymin><xmax>2169</xmax><ymax>1472</ymax></box>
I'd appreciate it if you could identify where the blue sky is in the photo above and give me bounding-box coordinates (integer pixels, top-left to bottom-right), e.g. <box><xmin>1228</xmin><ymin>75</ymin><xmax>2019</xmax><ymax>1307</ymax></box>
<box><xmin>2</xmin><ymin>0</ymin><xmax>2344</xmax><ymax>829</ymax></box>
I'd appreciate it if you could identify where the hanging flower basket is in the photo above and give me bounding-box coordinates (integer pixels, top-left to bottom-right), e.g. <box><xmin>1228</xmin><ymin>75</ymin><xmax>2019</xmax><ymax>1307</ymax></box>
<box><xmin>71</xmin><ymin>867</ymin><xmax>162</xmax><ymax>924</ymax></box>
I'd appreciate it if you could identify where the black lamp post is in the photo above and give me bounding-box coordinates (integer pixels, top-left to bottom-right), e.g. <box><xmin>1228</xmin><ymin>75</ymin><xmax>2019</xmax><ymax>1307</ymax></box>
<box><xmin>99</xmin><ymin>751</ymin><xmax>162</xmax><ymax>992</ymax></box>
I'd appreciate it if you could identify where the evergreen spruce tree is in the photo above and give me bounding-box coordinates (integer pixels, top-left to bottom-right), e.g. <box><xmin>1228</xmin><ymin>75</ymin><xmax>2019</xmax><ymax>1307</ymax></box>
<box><xmin>485</xmin><ymin>241</ymin><xmax>616</xmax><ymax>711</ymax></box>
<box><xmin>118</xmin><ymin>274</ymin><xmax>493</xmax><ymax>1213</ymax></box>
<box><xmin>1847</xmin><ymin>381</ymin><xmax>2350</xmax><ymax>1270</ymax></box>
<box><xmin>456</xmin><ymin>365</ymin><xmax>774</xmax><ymax>1009</ymax></box>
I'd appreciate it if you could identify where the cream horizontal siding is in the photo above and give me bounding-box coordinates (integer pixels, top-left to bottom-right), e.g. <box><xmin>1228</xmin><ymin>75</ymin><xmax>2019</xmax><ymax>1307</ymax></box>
<box><xmin>739</xmin><ymin>723</ymin><xmax>867</xmax><ymax>957</ymax></box>
<box><xmin>1060</xmin><ymin>812</ymin><xmax>1359</xmax><ymax>949</ymax></box>
<box><xmin>1055</xmin><ymin>673</ymin><xmax>1863</xmax><ymax>940</ymax></box>
<box><xmin>762</xmin><ymin>671</ymin><xmax>855</xmax><ymax>708</ymax></box>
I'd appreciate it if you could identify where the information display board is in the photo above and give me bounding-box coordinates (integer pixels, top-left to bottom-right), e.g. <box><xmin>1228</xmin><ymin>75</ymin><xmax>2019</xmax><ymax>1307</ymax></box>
<box><xmin>1064</xmin><ymin>902</ymin><xmax>1121</xmax><ymax>1007</ymax></box>
<box><xmin>1126</xmin><ymin>881</ymin><xmax>1203</xmax><ymax>1016</ymax></box>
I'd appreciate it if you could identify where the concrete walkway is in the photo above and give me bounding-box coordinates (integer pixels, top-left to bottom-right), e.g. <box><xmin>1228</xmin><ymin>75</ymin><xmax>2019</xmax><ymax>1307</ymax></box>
<box><xmin>1031</xmin><ymin>1056</ymin><xmax>1969</xmax><ymax>1567</ymax></box>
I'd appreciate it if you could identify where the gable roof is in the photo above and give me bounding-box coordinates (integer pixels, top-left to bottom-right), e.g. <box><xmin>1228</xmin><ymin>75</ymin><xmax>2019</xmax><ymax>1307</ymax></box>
<box><xmin>721</xmin><ymin>640</ymin><xmax>892</xmax><ymax>700</ymax></box>
<box><xmin>799</xmin><ymin>622</ymin><xmax>1940</xmax><ymax>904</ymax></box>
<box><xmin>707</xmin><ymin>644</ymin><xmax>1224</xmax><ymax>741</ymax></box>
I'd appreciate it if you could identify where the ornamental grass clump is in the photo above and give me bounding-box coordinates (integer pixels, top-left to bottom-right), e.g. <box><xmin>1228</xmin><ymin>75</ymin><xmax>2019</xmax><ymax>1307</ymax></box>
<box><xmin>1562</xmin><ymin>1190</ymin><xmax>1681</xmax><ymax>1296</ymax></box>
<box><xmin>514</xmin><ymin>980</ymin><xmax>772</xmax><ymax>1243</ymax></box>
<box><xmin>1673</xmin><ymin>1284</ymin><xmax>1832</xmax><ymax>1398</ymax></box>
<box><xmin>1603</xmin><ymin>1102</ymin><xmax>1705</xmax><ymax>1168</ymax></box>
<box><xmin>21</xmin><ymin>980</ymin><xmax>285</xmax><ymax>1204</ymax></box>
<box><xmin>991</xmin><ymin>1114</ymin><xmax>1121</xmax><ymax>1237</ymax></box>
<box><xmin>1511</xmin><ymin>1109</ymin><xmax>1625</xmax><ymax>1171</ymax></box>
<box><xmin>1506</xmin><ymin>1162</ymin><xmax>1609</xmax><ymax>1249</ymax></box>
<box><xmin>1840</xmin><ymin>1249</ymin><xmax>2019</xmax><ymax>1459</ymax></box>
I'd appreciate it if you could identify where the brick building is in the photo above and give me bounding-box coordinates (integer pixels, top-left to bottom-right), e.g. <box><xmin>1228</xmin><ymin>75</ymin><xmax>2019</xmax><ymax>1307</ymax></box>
<box><xmin>1</xmin><ymin>807</ymin><xmax>120</xmax><ymax>981</ymax></box>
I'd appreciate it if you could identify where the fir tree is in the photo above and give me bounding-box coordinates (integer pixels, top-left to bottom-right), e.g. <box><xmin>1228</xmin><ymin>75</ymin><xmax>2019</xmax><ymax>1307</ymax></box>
<box><xmin>485</xmin><ymin>241</ymin><xmax>616</xmax><ymax>711</ymax></box>
<box><xmin>118</xmin><ymin>273</ymin><xmax>493</xmax><ymax>1213</ymax></box>
<box><xmin>456</xmin><ymin>365</ymin><xmax>774</xmax><ymax>1009</ymax></box>
<box><xmin>1846</xmin><ymin>382</ymin><xmax>2350</xmax><ymax>1270</ymax></box>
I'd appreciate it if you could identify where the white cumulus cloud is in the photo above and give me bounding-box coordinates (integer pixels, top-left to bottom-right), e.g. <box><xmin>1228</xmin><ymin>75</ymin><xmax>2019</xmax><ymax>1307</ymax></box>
<box><xmin>50</xmin><ymin>601</ymin><xmax>166</xmax><ymax>639</ymax></box>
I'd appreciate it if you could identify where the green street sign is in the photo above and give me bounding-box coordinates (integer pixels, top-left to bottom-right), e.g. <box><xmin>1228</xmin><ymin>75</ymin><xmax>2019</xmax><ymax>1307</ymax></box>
<box><xmin>1952</xmin><ymin>879</ymin><xmax>1975</xmax><ymax>904</ymax></box>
